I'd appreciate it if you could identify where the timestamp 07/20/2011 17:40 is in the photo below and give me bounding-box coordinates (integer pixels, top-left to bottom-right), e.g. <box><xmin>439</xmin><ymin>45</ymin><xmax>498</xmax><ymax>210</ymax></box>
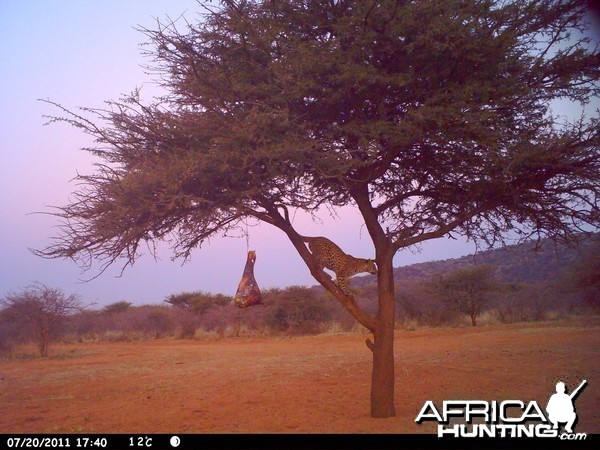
<box><xmin>1</xmin><ymin>436</ymin><xmax>169</xmax><ymax>450</ymax></box>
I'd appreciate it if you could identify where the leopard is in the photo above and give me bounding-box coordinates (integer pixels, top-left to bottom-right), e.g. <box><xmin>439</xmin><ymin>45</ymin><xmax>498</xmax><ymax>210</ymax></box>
<box><xmin>301</xmin><ymin>236</ymin><xmax>378</xmax><ymax>295</ymax></box>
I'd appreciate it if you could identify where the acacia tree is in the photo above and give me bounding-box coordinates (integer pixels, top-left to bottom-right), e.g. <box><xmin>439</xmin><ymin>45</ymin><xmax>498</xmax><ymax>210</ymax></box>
<box><xmin>37</xmin><ymin>0</ymin><xmax>599</xmax><ymax>417</ymax></box>
<box><xmin>433</xmin><ymin>265</ymin><xmax>498</xmax><ymax>326</ymax></box>
<box><xmin>165</xmin><ymin>291</ymin><xmax>232</xmax><ymax>314</ymax></box>
<box><xmin>1</xmin><ymin>284</ymin><xmax>83</xmax><ymax>357</ymax></box>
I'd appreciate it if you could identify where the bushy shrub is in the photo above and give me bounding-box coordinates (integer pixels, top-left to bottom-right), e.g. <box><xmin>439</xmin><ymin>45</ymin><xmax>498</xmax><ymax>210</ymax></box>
<box><xmin>565</xmin><ymin>241</ymin><xmax>600</xmax><ymax>312</ymax></box>
<box><xmin>0</xmin><ymin>307</ymin><xmax>23</xmax><ymax>353</ymax></box>
<box><xmin>165</xmin><ymin>291</ymin><xmax>231</xmax><ymax>315</ymax></box>
<box><xmin>493</xmin><ymin>283</ymin><xmax>568</xmax><ymax>323</ymax></box>
<box><xmin>263</xmin><ymin>286</ymin><xmax>335</xmax><ymax>334</ymax></box>
<box><xmin>7</xmin><ymin>266</ymin><xmax>596</xmax><ymax>351</ymax></box>
<box><xmin>65</xmin><ymin>304</ymin><xmax>201</xmax><ymax>341</ymax></box>
<box><xmin>103</xmin><ymin>301</ymin><xmax>132</xmax><ymax>315</ymax></box>
<box><xmin>0</xmin><ymin>284</ymin><xmax>83</xmax><ymax>357</ymax></box>
<box><xmin>395</xmin><ymin>280</ymin><xmax>462</xmax><ymax>327</ymax></box>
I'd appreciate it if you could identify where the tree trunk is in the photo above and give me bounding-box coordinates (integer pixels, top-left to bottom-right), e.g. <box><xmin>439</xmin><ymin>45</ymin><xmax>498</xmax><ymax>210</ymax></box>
<box><xmin>272</xmin><ymin>202</ymin><xmax>396</xmax><ymax>417</ymax></box>
<box><xmin>470</xmin><ymin>313</ymin><xmax>477</xmax><ymax>326</ymax></box>
<box><xmin>370</xmin><ymin>250</ymin><xmax>396</xmax><ymax>418</ymax></box>
<box><xmin>39</xmin><ymin>327</ymin><xmax>49</xmax><ymax>357</ymax></box>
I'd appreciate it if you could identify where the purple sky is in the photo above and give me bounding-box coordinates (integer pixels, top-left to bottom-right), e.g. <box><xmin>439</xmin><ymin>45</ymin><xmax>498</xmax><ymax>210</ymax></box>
<box><xmin>1</xmin><ymin>1</ymin><xmax>597</xmax><ymax>307</ymax></box>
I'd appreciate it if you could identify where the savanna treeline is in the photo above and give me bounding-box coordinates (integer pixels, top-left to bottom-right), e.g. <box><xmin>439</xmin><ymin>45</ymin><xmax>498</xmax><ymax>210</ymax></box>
<box><xmin>2</xmin><ymin>241</ymin><xmax>597</xmax><ymax>358</ymax></box>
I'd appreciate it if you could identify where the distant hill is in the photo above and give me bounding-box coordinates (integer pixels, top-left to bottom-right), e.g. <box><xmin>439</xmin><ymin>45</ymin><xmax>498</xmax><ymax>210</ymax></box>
<box><xmin>351</xmin><ymin>233</ymin><xmax>599</xmax><ymax>287</ymax></box>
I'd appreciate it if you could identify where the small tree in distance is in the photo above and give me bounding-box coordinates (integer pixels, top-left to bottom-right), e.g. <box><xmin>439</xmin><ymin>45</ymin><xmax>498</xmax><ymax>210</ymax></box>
<box><xmin>165</xmin><ymin>291</ymin><xmax>232</xmax><ymax>315</ymax></box>
<box><xmin>432</xmin><ymin>265</ymin><xmax>498</xmax><ymax>326</ymax></box>
<box><xmin>36</xmin><ymin>0</ymin><xmax>599</xmax><ymax>417</ymax></box>
<box><xmin>1</xmin><ymin>284</ymin><xmax>84</xmax><ymax>357</ymax></box>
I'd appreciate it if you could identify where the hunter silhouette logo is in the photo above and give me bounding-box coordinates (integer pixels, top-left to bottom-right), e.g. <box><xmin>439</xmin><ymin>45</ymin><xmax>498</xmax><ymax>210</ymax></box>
<box><xmin>546</xmin><ymin>380</ymin><xmax>587</xmax><ymax>434</ymax></box>
<box><xmin>415</xmin><ymin>379</ymin><xmax>588</xmax><ymax>439</ymax></box>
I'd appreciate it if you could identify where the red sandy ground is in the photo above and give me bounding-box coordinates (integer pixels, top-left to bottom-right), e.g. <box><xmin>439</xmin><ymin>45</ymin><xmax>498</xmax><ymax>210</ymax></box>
<box><xmin>0</xmin><ymin>318</ymin><xmax>598</xmax><ymax>434</ymax></box>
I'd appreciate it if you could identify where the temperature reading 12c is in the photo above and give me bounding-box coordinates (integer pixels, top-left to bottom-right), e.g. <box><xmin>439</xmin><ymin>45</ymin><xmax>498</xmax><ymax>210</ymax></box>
<box><xmin>129</xmin><ymin>436</ymin><xmax>152</xmax><ymax>447</ymax></box>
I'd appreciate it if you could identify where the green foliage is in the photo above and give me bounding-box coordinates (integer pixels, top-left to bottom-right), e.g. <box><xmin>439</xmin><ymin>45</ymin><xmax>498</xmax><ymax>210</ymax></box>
<box><xmin>165</xmin><ymin>291</ymin><xmax>232</xmax><ymax>315</ymax></box>
<box><xmin>37</xmin><ymin>0</ymin><xmax>599</xmax><ymax>273</ymax></box>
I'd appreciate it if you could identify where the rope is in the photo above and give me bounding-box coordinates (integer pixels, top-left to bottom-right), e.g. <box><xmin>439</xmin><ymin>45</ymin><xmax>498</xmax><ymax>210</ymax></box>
<box><xmin>244</xmin><ymin>218</ymin><xmax>250</xmax><ymax>252</ymax></box>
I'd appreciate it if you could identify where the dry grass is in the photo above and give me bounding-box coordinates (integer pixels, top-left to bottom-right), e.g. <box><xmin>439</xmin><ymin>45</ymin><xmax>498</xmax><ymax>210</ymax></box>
<box><xmin>1</xmin><ymin>317</ymin><xmax>597</xmax><ymax>434</ymax></box>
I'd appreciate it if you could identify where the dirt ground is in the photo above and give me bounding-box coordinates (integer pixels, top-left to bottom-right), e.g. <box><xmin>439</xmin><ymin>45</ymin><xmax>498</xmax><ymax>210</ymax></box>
<box><xmin>1</xmin><ymin>318</ymin><xmax>598</xmax><ymax>434</ymax></box>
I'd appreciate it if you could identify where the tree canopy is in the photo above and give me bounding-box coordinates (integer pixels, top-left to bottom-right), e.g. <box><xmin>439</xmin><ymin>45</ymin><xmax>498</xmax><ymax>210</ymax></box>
<box><xmin>39</xmin><ymin>0</ymin><xmax>599</xmax><ymax>273</ymax></box>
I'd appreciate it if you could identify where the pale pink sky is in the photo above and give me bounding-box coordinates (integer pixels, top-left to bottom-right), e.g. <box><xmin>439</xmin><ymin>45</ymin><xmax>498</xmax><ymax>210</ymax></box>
<box><xmin>1</xmin><ymin>1</ymin><xmax>596</xmax><ymax>307</ymax></box>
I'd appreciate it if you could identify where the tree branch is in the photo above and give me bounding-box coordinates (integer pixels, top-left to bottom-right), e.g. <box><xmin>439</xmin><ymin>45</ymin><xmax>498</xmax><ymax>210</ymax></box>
<box><xmin>264</xmin><ymin>204</ymin><xmax>377</xmax><ymax>332</ymax></box>
<box><xmin>393</xmin><ymin>207</ymin><xmax>485</xmax><ymax>251</ymax></box>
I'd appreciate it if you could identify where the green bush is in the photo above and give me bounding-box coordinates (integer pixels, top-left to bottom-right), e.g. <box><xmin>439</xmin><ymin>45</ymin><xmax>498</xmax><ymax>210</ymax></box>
<box><xmin>165</xmin><ymin>291</ymin><xmax>231</xmax><ymax>315</ymax></box>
